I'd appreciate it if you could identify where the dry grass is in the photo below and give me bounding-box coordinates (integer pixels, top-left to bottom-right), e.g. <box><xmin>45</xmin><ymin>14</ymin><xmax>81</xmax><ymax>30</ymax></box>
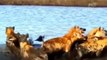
<box><xmin>0</xmin><ymin>0</ymin><xmax>107</xmax><ymax>7</ymax></box>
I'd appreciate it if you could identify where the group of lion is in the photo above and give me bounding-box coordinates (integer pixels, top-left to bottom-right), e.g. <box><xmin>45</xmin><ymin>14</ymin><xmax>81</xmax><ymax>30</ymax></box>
<box><xmin>5</xmin><ymin>26</ymin><xmax>107</xmax><ymax>60</ymax></box>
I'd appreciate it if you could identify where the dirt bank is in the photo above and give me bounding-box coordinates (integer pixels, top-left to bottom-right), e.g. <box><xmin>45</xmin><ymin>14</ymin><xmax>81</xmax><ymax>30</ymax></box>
<box><xmin>0</xmin><ymin>0</ymin><xmax>107</xmax><ymax>7</ymax></box>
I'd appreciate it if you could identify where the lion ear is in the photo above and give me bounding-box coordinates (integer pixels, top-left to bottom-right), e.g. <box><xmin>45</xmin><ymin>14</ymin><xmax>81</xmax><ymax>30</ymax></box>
<box><xmin>99</xmin><ymin>27</ymin><xmax>104</xmax><ymax>31</ymax></box>
<box><xmin>102</xmin><ymin>27</ymin><xmax>104</xmax><ymax>30</ymax></box>
<box><xmin>74</xmin><ymin>25</ymin><xmax>79</xmax><ymax>28</ymax></box>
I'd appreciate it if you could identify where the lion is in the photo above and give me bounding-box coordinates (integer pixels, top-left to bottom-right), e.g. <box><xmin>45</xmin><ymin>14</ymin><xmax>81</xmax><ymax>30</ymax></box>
<box><xmin>19</xmin><ymin>34</ymin><xmax>48</xmax><ymax>60</ymax></box>
<box><xmin>42</xmin><ymin>26</ymin><xmax>86</xmax><ymax>54</ymax></box>
<box><xmin>76</xmin><ymin>37</ymin><xmax>107</xmax><ymax>60</ymax></box>
<box><xmin>42</xmin><ymin>26</ymin><xmax>86</xmax><ymax>60</ymax></box>
<box><xmin>5</xmin><ymin>27</ymin><xmax>48</xmax><ymax>60</ymax></box>
<box><xmin>6</xmin><ymin>27</ymin><xmax>16</xmax><ymax>41</ymax></box>
<box><xmin>75</xmin><ymin>27</ymin><xmax>107</xmax><ymax>59</ymax></box>
<box><xmin>5</xmin><ymin>27</ymin><xmax>21</xmax><ymax>59</ymax></box>
<box><xmin>6</xmin><ymin>26</ymin><xmax>20</xmax><ymax>48</ymax></box>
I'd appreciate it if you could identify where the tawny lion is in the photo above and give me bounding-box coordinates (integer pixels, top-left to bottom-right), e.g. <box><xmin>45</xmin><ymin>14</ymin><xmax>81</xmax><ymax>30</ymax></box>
<box><xmin>6</xmin><ymin>27</ymin><xmax>20</xmax><ymax>57</ymax></box>
<box><xmin>42</xmin><ymin>26</ymin><xmax>86</xmax><ymax>54</ymax></box>
<box><xmin>76</xmin><ymin>27</ymin><xmax>107</xmax><ymax>59</ymax></box>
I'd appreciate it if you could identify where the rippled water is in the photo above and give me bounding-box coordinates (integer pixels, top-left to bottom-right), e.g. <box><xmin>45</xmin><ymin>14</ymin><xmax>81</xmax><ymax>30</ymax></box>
<box><xmin>0</xmin><ymin>5</ymin><xmax>107</xmax><ymax>44</ymax></box>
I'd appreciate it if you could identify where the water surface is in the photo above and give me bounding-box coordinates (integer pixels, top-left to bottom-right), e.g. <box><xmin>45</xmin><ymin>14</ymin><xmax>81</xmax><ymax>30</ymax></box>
<box><xmin>0</xmin><ymin>5</ymin><xmax>107</xmax><ymax>44</ymax></box>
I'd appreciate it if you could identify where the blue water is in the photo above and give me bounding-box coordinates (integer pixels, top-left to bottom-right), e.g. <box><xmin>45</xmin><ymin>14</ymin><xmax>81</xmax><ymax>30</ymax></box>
<box><xmin>0</xmin><ymin>5</ymin><xmax>107</xmax><ymax>44</ymax></box>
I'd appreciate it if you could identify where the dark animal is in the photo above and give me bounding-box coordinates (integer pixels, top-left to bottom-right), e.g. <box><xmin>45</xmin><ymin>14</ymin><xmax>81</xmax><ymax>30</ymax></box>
<box><xmin>35</xmin><ymin>35</ymin><xmax>45</xmax><ymax>42</ymax></box>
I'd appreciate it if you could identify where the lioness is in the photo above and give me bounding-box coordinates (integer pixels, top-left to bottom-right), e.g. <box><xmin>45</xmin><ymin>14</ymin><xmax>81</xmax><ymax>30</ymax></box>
<box><xmin>76</xmin><ymin>27</ymin><xmax>107</xmax><ymax>59</ymax></box>
<box><xmin>42</xmin><ymin>26</ymin><xmax>86</xmax><ymax>54</ymax></box>
<box><xmin>6</xmin><ymin>27</ymin><xmax>20</xmax><ymax>54</ymax></box>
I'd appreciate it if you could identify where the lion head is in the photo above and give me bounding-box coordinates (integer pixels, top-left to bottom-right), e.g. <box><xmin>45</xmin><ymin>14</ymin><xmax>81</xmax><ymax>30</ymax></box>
<box><xmin>6</xmin><ymin>26</ymin><xmax>16</xmax><ymax>41</ymax></box>
<box><xmin>87</xmin><ymin>27</ymin><xmax>106</xmax><ymax>40</ymax></box>
<box><xmin>64</xmin><ymin>26</ymin><xmax>86</xmax><ymax>42</ymax></box>
<box><xmin>6</xmin><ymin>26</ymin><xmax>15</xmax><ymax>35</ymax></box>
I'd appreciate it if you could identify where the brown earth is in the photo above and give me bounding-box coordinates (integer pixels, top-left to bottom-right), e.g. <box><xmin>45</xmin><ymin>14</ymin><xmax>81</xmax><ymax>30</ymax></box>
<box><xmin>0</xmin><ymin>0</ymin><xmax>107</xmax><ymax>7</ymax></box>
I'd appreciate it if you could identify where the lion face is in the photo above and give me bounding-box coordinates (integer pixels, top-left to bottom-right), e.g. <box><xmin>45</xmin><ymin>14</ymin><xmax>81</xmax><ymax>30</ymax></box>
<box><xmin>65</xmin><ymin>26</ymin><xmax>86</xmax><ymax>41</ymax></box>
<box><xmin>6</xmin><ymin>27</ymin><xmax>15</xmax><ymax>35</ymax></box>
<box><xmin>88</xmin><ymin>27</ymin><xmax>105</xmax><ymax>39</ymax></box>
<box><xmin>6</xmin><ymin>27</ymin><xmax>16</xmax><ymax>41</ymax></box>
<box><xmin>73</xmin><ymin>26</ymin><xmax>86</xmax><ymax>39</ymax></box>
<box><xmin>94</xmin><ymin>27</ymin><xmax>105</xmax><ymax>37</ymax></box>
